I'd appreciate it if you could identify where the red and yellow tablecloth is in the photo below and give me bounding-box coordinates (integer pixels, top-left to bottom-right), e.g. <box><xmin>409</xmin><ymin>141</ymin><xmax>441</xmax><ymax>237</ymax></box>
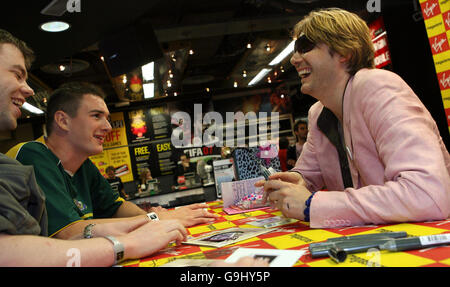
<box><xmin>120</xmin><ymin>200</ymin><xmax>450</xmax><ymax>267</ymax></box>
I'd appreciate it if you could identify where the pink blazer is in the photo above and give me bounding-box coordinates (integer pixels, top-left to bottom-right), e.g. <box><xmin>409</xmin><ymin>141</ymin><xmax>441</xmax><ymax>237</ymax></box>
<box><xmin>292</xmin><ymin>68</ymin><xmax>450</xmax><ymax>228</ymax></box>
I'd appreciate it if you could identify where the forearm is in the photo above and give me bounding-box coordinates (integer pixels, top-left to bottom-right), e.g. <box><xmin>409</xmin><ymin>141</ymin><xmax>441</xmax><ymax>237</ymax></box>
<box><xmin>0</xmin><ymin>233</ymin><xmax>115</xmax><ymax>267</ymax></box>
<box><xmin>113</xmin><ymin>200</ymin><xmax>147</xmax><ymax>218</ymax></box>
<box><xmin>54</xmin><ymin>215</ymin><xmax>149</xmax><ymax>240</ymax></box>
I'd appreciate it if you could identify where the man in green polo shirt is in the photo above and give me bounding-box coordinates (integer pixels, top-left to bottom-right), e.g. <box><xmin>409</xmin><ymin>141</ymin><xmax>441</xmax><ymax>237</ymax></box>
<box><xmin>0</xmin><ymin>28</ymin><xmax>189</xmax><ymax>266</ymax></box>
<box><xmin>8</xmin><ymin>81</ymin><xmax>219</xmax><ymax>239</ymax></box>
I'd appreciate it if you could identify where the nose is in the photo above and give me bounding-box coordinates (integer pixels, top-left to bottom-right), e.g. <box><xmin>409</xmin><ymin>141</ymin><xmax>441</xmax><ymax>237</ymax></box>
<box><xmin>21</xmin><ymin>81</ymin><xmax>34</xmax><ymax>99</ymax></box>
<box><xmin>104</xmin><ymin>118</ymin><xmax>112</xmax><ymax>132</ymax></box>
<box><xmin>290</xmin><ymin>52</ymin><xmax>302</xmax><ymax>67</ymax></box>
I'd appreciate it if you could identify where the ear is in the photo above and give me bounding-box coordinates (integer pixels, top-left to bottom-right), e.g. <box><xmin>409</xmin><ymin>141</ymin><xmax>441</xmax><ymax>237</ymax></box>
<box><xmin>53</xmin><ymin>110</ymin><xmax>71</xmax><ymax>132</ymax></box>
<box><xmin>339</xmin><ymin>53</ymin><xmax>351</xmax><ymax>64</ymax></box>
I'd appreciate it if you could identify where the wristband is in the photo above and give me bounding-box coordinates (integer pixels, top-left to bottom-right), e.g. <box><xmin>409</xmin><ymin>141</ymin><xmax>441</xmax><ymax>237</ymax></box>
<box><xmin>104</xmin><ymin>236</ymin><xmax>125</xmax><ymax>265</ymax></box>
<box><xmin>303</xmin><ymin>193</ymin><xmax>315</xmax><ymax>222</ymax></box>
<box><xmin>83</xmin><ymin>223</ymin><xmax>96</xmax><ymax>239</ymax></box>
<box><xmin>146</xmin><ymin>212</ymin><xmax>159</xmax><ymax>221</ymax></box>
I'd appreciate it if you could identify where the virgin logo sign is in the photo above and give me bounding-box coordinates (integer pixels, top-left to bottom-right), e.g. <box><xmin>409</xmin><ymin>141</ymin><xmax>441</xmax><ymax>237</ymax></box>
<box><xmin>421</xmin><ymin>0</ymin><xmax>440</xmax><ymax>20</ymax></box>
<box><xmin>430</xmin><ymin>33</ymin><xmax>449</xmax><ymax>54</ymax></box>
<box><xmin>438</xmin><ymin>71</ymin><xmax>450</xmax><ymax>90</ymax></box>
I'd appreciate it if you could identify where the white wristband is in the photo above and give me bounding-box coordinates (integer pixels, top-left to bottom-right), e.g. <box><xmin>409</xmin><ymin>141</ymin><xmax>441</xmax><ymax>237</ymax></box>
<box><xmin>146</xmin><ymin>212</ymin><xmax>159</xmax><ymax>221</ymax></box>
<box><xmin>104</xmin><ymin>236</ymin><xmax>125</xmax><ymax>265</ymax></box>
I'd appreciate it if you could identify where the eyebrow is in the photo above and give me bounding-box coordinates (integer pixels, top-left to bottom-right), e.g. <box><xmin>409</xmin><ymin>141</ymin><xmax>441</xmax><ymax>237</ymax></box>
<box><xmin>89</xmin><ymin>109</ymin><xmax>110</xmax><ymax>117</ymax></box>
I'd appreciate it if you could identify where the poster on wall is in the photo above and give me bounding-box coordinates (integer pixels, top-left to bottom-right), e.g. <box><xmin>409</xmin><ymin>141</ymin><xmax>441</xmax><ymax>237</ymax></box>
<box><xmin>149</xmin><ymin>106</ymin><xmax>171</xmax><ymax>140</ymax></box>
<box><xmin>369</xmin><ymin>17</ymin><xmax>392</xmax><ymax>69</ymax></box>
<box><xmin>129</xmin><ymin>143</ymin><xmax>155</xmax><ymax>181</ymax></box>
<box><xmin>151</xmin><ymin>139</ymin><xmax>177</xmax><ymax>177</ymax></box>
<box><xmin>126</xmin><ymin>106</ymin><xmax>172</xmax><ymax>144</ymax></box>
<box><xmin>127</xmin><ymin>109</ymin><xmax>152</xmax><ymax>144</ymax></box>
<box><xmin>420</xmin><ymin>0</ymin><xmax>450</xmax><ymax>134</ymax></box>
<box><xmin>103</xmin><ymin>112</ymin><xmax>128</xmax><ymax>149</ymax></box>
<box><xmin>90</xmin><ymin>146</ymin><xmax>134</xmax><ymax>182</ymax></box>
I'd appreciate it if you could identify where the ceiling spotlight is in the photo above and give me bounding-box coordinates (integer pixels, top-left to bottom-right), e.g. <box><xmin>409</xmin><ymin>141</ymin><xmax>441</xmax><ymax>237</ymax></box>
<box><xmin>265</xmin><ymin>43</ymin><xmax>271</xmax><ymax>52</ymax></box>
<box><xmin>174</xmin><ymin>92</ymin><xmax>178</xmax><ymax>97</ymax></box>
<box><xmin>39</xmin><ymin>21</ymin><xmax>70</xmax><ymax>32</ymax></box>
<box><xmin>189</xmin><ymin>49</ymin><xmax>194</xmax><ymax>55</ymax></box>
<box><xmin>100</xmin><ymin>56</ymin><xmax>105</xmax><ymax>62</ymax></box>
<box><xmin>246</xmin><ymin>43</ymin><xmax>252</xmax><ymax>49</ymax></box>
<box><xmin>206</xmin><ymin>87</ymin><xmax>210</xmax><ymax>92</ymax></box>
<box><xmin>242</xmin><ymin>70</ymin><xmax>247</xmax><ymax>78</ymax></box>
<box><xmin>233</xmin><ymin>81</ymin><xmax>238</xmax><ymax>88</ymax></box>
<box><xmin>58</xmin><ymin>65</ymin><xmax>66</xmax><ymax>72</ymax></box>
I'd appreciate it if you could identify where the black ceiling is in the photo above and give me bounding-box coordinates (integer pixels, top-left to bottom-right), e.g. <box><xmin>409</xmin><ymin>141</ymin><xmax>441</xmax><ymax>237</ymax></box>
<box><xmin>1</xmin><ymin>0</ymin><xmax>378</xmax><ymax>118</ymax></box>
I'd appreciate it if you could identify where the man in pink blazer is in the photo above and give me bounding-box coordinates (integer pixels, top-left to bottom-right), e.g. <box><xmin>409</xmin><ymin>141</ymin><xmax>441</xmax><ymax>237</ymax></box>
<box><xmin>257</xmin><ymin>8</ymin><xmax>450</xmax><ymax>228</ymax></box>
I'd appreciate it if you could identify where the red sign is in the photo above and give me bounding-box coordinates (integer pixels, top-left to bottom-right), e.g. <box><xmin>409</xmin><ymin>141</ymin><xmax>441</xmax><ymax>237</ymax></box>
<box><xmin>421</xmin><ymin>0</ymin><xmax>441</xmax><ymax>20</ymax></box>
<box><xmin>443</xmin><ymin>10</ymin><xmax>450</xmax><ymax>31</ymax></box>
<box><xmin>369</xmin><ymin>17</ymin><xmax>392</xmax><ymax>69</ymax></box>
<box><xmin>437</xmin><ymin>70</ymin><xmax>450</xmax><ymax>91</ymax></box>
<box><xmin>429</xmin><ymin>33</ymin><xmax>450</xmax><ymax>55</ymax></box>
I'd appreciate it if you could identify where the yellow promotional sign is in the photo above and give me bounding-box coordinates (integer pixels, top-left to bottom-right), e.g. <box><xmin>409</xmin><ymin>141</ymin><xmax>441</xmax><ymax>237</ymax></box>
<box><xmin>103</xmin><ymin>112</ymin><xmax>128</xmax><ymax>149</ymax></box>
<box><xmin>90</xmin><ymin>146</ymin><xmax>134</xmax><ymax>182</ymax></box>
<box><xmin>421</xmin><ymin>0</ymin><xmax>450</xmax><ymax>133</ymax></box>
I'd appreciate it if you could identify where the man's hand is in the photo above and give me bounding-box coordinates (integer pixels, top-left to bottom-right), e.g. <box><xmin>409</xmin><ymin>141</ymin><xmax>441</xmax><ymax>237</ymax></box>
<box><xmin>255</xmin><ymin>172</ymin><xmax>310</xmax><ymax>220</ymax></box>
<box><xmin>118</xmin><ymin>220</ymin><xmax>187</xmax><ymax>260</ymax></box>
<box><xmin>157</xmin><ymin>203</ymin><xmax>220</xmax><ymax>227</ymax></box>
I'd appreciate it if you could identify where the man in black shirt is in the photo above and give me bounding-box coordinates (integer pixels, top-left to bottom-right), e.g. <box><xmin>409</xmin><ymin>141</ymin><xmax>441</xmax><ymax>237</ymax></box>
<box><xmin>105</xmin><ymin>166</ymin><xmax>127</xmax><ymax>199</ymax></box>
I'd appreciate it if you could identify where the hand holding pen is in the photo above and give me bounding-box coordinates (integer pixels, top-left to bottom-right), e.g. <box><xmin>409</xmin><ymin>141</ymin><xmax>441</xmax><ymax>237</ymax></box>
<box><xmin>254</xmin><ymin>168</ymin><xmax>312</xmax><ymax>220</ymax></box>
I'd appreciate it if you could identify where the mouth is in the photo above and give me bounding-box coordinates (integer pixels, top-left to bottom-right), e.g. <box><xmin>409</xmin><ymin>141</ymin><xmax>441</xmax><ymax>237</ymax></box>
<box><xmin>298</xmin><ymin>67</ymin><xmax>312</xmax><ymax>79</ymax></box>
<box><xmin>11</xmin><ymin>97</ymin><xmax>25</xmax><ymax>118</ymax></box>
<box><xmin>94</xmin><ymin>135</ymin><xmax>105</xmax><ymax>145</ymax></box>
<box><xmin>12</xmin><ymin>97</ymin><xmax>25</xmax><ymax>108</ymax></box>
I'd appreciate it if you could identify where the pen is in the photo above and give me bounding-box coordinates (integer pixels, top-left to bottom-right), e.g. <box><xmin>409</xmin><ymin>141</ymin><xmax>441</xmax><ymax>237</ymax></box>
<box><xmin>379</xmin><ymin>233</ymin><xmax>450</xmax><ymax>252</ymax></box>
<box><xmin>309</xmin><ymin>238</ymin><xmax>395</xmax><ymax>258</ymax></box>
<box><xmin>260</xmin><ymin>165</ymin><xmax>275</xmax><ymax>180</ymax></box>
<box><xmin>325</xmin><ymin>231</ymin><xmax>407</xmax><ymax>242</ymax></box>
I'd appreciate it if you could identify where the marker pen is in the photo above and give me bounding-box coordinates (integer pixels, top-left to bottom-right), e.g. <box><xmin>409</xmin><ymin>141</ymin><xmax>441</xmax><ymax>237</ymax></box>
<box><xmin>380</xmin><ymin>233</ymin><xmax>450</xmax><ymax>252</ymax></box>
<box><xmin>326</xmin><ymin>231</ymin><xmax>407</xmax><ymax>242</ymax></box>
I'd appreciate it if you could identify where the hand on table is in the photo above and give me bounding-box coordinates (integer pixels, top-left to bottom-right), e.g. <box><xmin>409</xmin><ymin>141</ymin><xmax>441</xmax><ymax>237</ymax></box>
<box><xmin>118</xmin><ymin>219</ymin><xmax>187</xmax><ymax>260</ymax></box>
<box><xmin>255</xmin><ymin>172</ymin><xmax>311</xmax><ymax>220</ymax></box>
<box><xmin>157</xmin><ymin>203</ymin><xmax>220</xmax><ymax>227</ymax></box>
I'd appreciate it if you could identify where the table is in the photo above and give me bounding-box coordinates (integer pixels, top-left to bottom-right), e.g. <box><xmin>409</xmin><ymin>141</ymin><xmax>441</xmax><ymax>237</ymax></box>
<box><xmin>120</xmin><ymin>200</ymin><xmax>450</xmax><ymax>267</ymax></box>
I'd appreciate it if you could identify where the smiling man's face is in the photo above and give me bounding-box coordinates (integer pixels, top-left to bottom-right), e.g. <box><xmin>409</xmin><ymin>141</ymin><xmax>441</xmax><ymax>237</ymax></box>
<box><xmin>0</xmin><ymin>43</ymin><xmax>34</xmax><ymax>131</ymax></box>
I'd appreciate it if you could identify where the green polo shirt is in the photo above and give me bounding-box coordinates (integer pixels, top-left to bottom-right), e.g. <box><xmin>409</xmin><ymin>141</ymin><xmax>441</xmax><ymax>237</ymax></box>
<box><xmin>7</xmin><ymin>136</ymin><xmax>124</xmax><ymax>237</ymax></box>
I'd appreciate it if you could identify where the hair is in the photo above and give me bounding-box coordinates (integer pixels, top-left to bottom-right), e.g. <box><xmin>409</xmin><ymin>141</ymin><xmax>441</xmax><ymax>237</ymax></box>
<box><xmin>0</xmin><ymin>29</ymin><xmax>35</xmax><ymax>69</ymax></box>
<box><xmin>292</xmin><ymin>8</ymin><xmax>375</xmax><ymax>75</ymax></box>
<box><xmin>139</xmin><ymin>167</ymin><xmax>151</xmax><ymax>182</ymax></box>
<box><xmin>105</xmin><ymin>166</ymin><xmax>115</xmax><ymax>173</ymax></box>
<box><xmin>46</xmin><ymin>82</ymin><xmax>106</xmax><ymax>135</ymax></box>
<box><xmin>279</xmin><ymin>137</ymin><xmax>290</xmax><ymax>149</ymax></box>
<box><xmin>294</xmin><ymin>119</ymin><xmax>307</xmax><ymax>131</ymax></box>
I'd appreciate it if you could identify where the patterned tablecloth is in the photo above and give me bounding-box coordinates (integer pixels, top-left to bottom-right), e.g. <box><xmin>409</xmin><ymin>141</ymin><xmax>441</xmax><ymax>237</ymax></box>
<box><xmin>120</xmin><ymin>200</ymin><xmax>450</xmax><ymax>267</ymax></box>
